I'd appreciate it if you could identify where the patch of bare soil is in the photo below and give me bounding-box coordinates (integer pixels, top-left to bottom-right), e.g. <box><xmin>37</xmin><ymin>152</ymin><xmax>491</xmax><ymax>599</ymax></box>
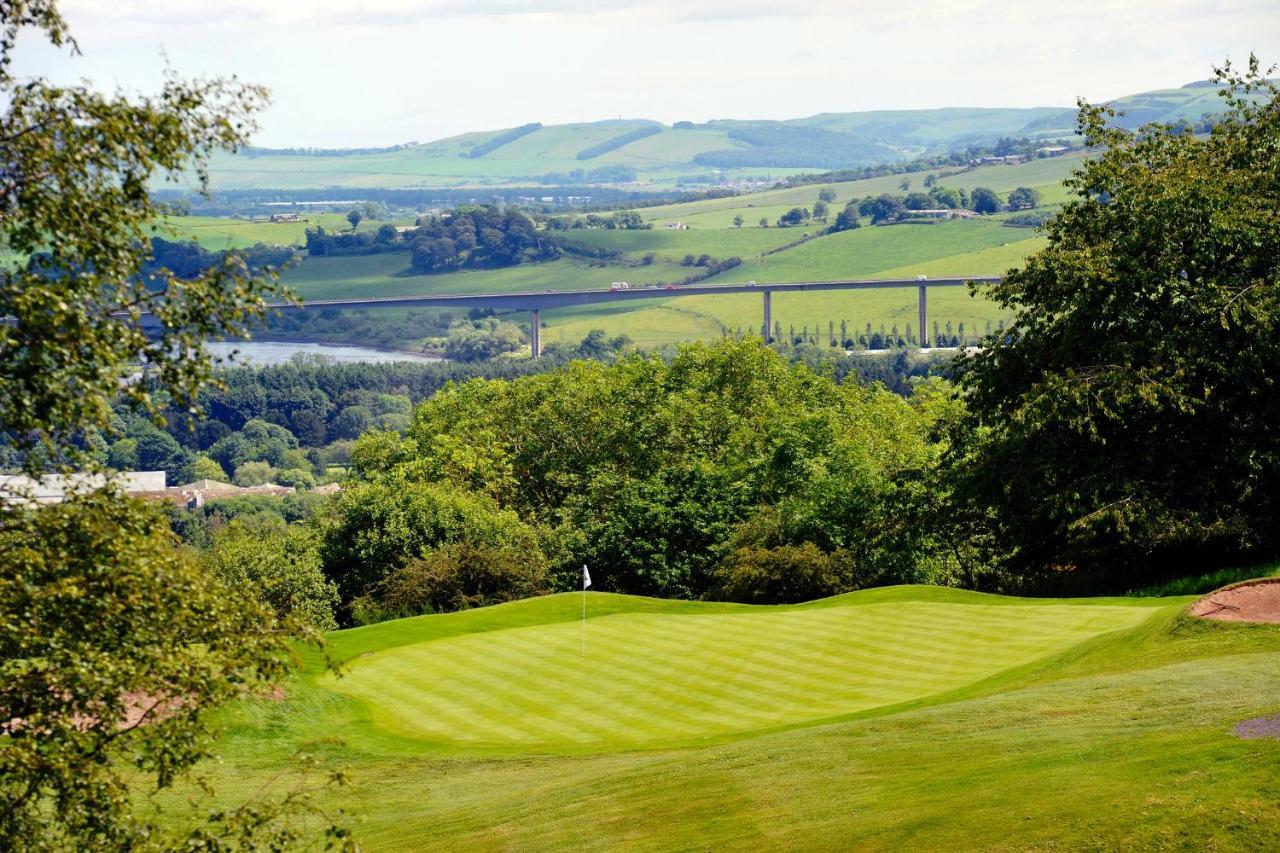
<box><xmin>1190</xmin><ymin>579</ymin><xmax>1280</xmax><ymax>623</ymax></box>
<box><xmin>1234</xmin><ymin>715</ymin><xmax>1280</xmax><ymax>740</ymax></box>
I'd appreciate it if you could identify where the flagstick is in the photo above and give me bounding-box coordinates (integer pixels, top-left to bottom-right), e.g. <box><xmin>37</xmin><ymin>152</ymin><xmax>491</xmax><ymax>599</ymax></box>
<box><xmin>581</xmin><ymin>579</ymin><xmax>586</xmax><ymax>657</ymax></box>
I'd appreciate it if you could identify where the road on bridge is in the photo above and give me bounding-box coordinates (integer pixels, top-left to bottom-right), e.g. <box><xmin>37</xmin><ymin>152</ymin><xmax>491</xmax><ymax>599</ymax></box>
<box><xmin>260</xmin><ymin>275</ymin><xmax>1003</xmax><ymax>356</ymax></box>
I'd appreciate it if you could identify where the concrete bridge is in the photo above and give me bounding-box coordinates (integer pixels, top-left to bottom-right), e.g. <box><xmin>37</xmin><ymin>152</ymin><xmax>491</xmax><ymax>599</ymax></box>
<box><xmin>265</xmin><ymin>275</ymin><xmax>1002</xmax><ymax>356</ymax></box>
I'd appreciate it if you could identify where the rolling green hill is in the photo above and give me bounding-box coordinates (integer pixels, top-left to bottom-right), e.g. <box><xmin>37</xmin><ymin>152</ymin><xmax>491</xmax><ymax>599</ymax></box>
<box><xmin>157</xmin><ymin>583</ymin><xmax>1280</xmax><ymax>849</ymax></box>
<box><xmin>201</xmin><ymin>81</ymin><xmax>1240</xmax><ymax>192</ymax></box>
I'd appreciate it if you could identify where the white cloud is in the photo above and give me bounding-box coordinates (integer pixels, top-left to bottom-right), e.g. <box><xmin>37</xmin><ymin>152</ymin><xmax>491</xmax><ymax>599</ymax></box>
<box><xmin>12</xmin><ymin>0</ymin><xmax>1277</xmax><ymax>145</ymax></box>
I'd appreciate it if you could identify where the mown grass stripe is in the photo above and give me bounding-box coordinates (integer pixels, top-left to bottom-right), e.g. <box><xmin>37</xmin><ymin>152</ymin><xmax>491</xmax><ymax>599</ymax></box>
<box><xmin>321</xmin><ymin>596</ymin><xmax>1157</xmax><ymax>748</ymax></box>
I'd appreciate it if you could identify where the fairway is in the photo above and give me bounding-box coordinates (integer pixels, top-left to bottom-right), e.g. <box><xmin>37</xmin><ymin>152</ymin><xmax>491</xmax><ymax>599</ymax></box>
<box><xmin>322</xmin><ymin>592</ymin><xmax>1156</xmax><ymax>749</ymax></box>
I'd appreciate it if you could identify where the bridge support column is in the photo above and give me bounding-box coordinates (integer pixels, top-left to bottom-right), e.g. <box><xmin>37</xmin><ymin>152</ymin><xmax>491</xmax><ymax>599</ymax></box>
<box><xmin>762</xmin><ymin>290</ymin><xmax>772</xmax><ymax>342</ymax></box>
<box><xmin>530</xmin><ymin>309</ymin><xmax>540</xmax><ymax>357</ymax></box>
<box><xmin>918</xmin><ymin>284</ymin><xmax>927</xmax><ymax>348</ymax></box>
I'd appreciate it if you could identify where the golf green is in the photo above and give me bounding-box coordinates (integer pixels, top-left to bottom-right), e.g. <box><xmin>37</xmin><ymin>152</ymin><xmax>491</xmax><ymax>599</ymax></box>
<box><xmin>322</xmin><ymin>595</ymin><xmax>1157</xmax><ymax>749</ymax></box>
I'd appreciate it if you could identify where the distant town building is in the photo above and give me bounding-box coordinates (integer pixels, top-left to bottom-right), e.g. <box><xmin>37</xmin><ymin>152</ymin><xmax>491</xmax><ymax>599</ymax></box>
<box><xmin>971</xmin><ymin>155</ymin><xmax>1027</xmax><ymax>166</ymax></box>
<box><xmin>662</xmin><ymin>222</ymin><xmax>689</xmax><ymax>230</ymax></box>
<box><xmin>269</xmin><ymin>212</ymin><xmax>302</xmax><ymax>222</ymax></box>
<box><xmin>0</xmin><ymin>471</ymin><xmax>166</xmax><ymax>506</ymax></box>
<box><xmin>1036</xmin><ymin>145</ymin><xmax>1070</xmax><ymax>156</ymax></box>
<box><xmin>0</xmin><ymin>471</ymin><xmax>308</xmax><ymax>509</ymax></box>
<box><xmin>159</xmin><ymin>479</ymin><xmax>297</xmax><ymax>510</ymax></box>
<box><xmin>893</xmin><ymin>209</ymin><xmax>977</xmax><ymax>223</ymax></box>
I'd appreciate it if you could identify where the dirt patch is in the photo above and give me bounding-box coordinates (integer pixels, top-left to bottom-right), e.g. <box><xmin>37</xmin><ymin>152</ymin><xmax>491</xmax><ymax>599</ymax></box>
<box><xmin>1190</xmin><ymin>579</ymin><xmax>1280</xmax><ymax>623</ymax></box>
<box><xmin>1234</xmin><ymin>715</ymin><xmax>1280</xmax><ymax>740</ymax></box>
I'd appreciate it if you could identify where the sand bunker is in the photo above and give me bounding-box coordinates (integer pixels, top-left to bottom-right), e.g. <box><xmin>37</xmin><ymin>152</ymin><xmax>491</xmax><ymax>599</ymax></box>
<box><xmin>1190</xmin><ymin>579</ymin><xmax>1280</xmax><ymax>623</ymax></box>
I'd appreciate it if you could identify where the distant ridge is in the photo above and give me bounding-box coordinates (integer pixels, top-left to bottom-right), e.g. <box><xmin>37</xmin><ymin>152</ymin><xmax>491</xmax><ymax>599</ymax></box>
<box><xmin>207</xmin><ymin>80</ymin><xmax>1247</xmax><ymax>192</ymax></box>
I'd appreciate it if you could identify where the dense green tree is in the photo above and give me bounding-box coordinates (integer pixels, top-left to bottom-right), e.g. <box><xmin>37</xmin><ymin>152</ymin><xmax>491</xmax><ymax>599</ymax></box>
<box><xmin>207</xmin><ymin>418</ymin><xmax>298</xmax><ymax>472</ymax></box>
<box><xmin>813</xmin><ymin>199</ymin><xmax>829</xmax><ymax>220</ymax></box>
<box><xmin>949</xmin><ymin>60</ymin><xmax>1280</xmax><ymax>588</ymax></box>
<box><xmin>904</xmin><ymin>192</ymin><xmax>934</xmax><ymax>210</ymax></box>
<box><xmin>106</xmin><ymin>438</ymin><xmax>139</xmax><ymax>472</ymax></box>
<box><xmin>234</xmin><ymin>460</ymin><xmax>277</xmax><ymax>486</ymax></box>
<box><xmin>778</xmin><ymin>207</ymin><xmax>810</xmax><ymax>226</ymax></box>
<box><xmin>928</xmin><ymin>185</ymin><xmax>966</xmax><ymax>209</ymax></box>
<box><xmin>133</xmin><ymin>430</ymin><xmax>194</xmax><ymax>484</ymax></box>
<box><xmin>0</xmin><ymin>10</ymin><xmax>283</xmax><ymax>475</ymax></box>
<box><xmin>712</xmin><ymin>542</ymin><xmax>857</xmax><ymax>604</ymax></box>
<box><xmin>818</xmin><ymin>187</ymin><xmax>837</xmax><ymax>203</ymax></box>
<box><xmin>868</xmin><ymin>194</ymin><xmax>905</xmax><ymax>224</ymax></box>
<box><xmin>319</xmin><ymin>477</ymin><xmax>545</xmax><ymax>618</ymax></box>
<box><xmin>1006</xmin><ymin>186</ymin><xmax>1042</xmax><ymax>210</ymax></box>
<box><xmin>0</xmin><ymin>13</ymin><xmax>344</xmax><ymax>842</ymax></box>
<box><xmin>346</xmin><ymin>208</ymin><xmax>363</xmax><ymax>231</ymax></box>
<box><xmin>0</xmin><ymin>494</ymin><xmax>329</xmax><ymax>848</ymax></box>
<box><xmin>361</xmin><ymin>541</ymin><xmax>550</xmax><ymax>621</ymax></box>
<box><xmin>331</xmin><ymin>405</ymin><xmax>375</xmax><ymax>440</ymax></box>
<box><xmin>275</xmin><ymin>467</ymin><xmax>316</xmax><ymax>490</ymax></box>
<box><xmin>201</xmin><ymin>521</ymin><xmax>337</xmax><ymax>630</ymax></box>
<box><xmin>970</xmin><ymin>187</ymin><xmax>1002</xmax><ymax>214</ymax></box>
<box><xmin>189</xmin><ymin>455</ymin><xmax>228</xmax><ymax>482</ymax></box>
<box><xmin>830</xmin><ymin>203</ymin><xmax>862</xmax><ymax>232</ymax></box>
<box><xmin>443</xmin><ymin>317</ymin><xmax>526</xmax><ymax>362</ymax></box>
<box><xmin>343</xmin><ymin>340</ymin><xmax>955</xmax><ymax>604</ymax></box>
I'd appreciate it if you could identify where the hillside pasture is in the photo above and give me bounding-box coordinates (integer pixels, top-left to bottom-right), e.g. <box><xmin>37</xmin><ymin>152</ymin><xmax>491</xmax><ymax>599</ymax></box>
<box><xmin>159</xmin><ymin>213</ymin><xmax>409</xmax><ymax>250</ymax></box>
<box><xmin>641</xmin><ymin>152</ymin><xmax>1085</xmax><ymax>227</ymax></box>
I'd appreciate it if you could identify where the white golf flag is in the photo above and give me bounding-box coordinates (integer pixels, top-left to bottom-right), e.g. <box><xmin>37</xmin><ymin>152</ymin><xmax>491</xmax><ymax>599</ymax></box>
<box><xmin>582</xmin><ymin>564</ymin><xmax>592</xmax><ymax>588</ymax></box>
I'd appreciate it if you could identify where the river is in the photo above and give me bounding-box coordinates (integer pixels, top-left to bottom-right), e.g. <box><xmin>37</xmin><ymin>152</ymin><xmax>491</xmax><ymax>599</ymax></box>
<box><xmin>205</xmin><ymin>341</ymin><xmax>443</xmax><ymax>366</ymax></box>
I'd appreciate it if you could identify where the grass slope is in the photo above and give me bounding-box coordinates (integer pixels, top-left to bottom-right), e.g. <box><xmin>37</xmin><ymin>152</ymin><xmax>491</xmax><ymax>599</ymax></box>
<box><xmin>164</xmin><ymin>584</ymin><xmax>1280</xmax><ymax>850</ymax></box>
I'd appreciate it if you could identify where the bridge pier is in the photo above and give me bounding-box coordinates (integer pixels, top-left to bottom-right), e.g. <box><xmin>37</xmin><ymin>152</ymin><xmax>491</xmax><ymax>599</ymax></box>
<box><xmin>918</xmin><ymin>284</ymin><xmax>928</xmax><ymax>347</ymax></box>
<box><xmin>762</xmin><ymin>290</ymin><xmax>772</xmax><ymax>342</ymax></box>
<box><xmin>530</xmin><ymin>309</ymin><xmax>540</xmax><ymax>357</ymax></box>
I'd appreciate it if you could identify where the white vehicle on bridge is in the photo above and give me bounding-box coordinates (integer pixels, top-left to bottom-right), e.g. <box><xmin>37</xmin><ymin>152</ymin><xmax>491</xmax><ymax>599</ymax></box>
<box><xmin>610</xmin><ymin>281</ymin><xmax>631</xmax><ymax>291</ymax></box>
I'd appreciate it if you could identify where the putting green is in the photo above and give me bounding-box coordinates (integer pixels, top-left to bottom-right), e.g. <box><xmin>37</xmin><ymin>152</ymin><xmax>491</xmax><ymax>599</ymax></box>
<box><xmin>323</xmin><ymin>596</ymin><xmax>1157</xmax><ymax>749</ymax></box>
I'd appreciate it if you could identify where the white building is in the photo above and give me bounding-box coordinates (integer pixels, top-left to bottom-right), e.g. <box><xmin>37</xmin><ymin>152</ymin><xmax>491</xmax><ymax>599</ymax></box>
<box><xmin>0</xmin><ymin>471</ymin><xmax>166</xmax><ymax>505</ymax></box>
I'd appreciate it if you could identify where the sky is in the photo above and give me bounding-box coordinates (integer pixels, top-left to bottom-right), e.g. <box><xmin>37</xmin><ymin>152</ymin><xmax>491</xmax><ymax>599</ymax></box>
<box><xmin>11</xmin><ymin>0</ymin><xmax>1279</xmax><ymax>147</ymax></box>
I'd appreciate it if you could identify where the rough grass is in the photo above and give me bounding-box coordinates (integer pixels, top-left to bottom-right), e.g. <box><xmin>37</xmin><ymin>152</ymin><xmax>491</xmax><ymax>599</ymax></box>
<box><xmin>153</xmin><ymin>585</ymin><xmax>1280</xmax><ymax>850</ymax></box>
<box><xmin>1130</xmin><ymin>561</ymin><xmax>1280</xmax><ymax>598</ymax></box>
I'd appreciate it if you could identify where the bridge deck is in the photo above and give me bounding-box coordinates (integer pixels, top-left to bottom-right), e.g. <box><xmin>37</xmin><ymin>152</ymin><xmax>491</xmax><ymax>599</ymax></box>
<box><xmin>266</xmin><ymin>276</ymin><xmax>1001</xmax><ymax>312</ymax></box>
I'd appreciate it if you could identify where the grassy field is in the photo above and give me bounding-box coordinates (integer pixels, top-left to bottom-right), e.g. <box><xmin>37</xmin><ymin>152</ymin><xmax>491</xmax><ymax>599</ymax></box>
<box><xmin>160</xmin><ymin>583</ymin><xmax>1280</xmax><ymax>849</ymax></box>
<box><xmin>158</xmin><ymin>213</ymin><xmax>410</xmax><ymax>251</ymax></box>
<box><xmin>641</xmin><ymin>153</ymin><xmax>1084</xmax><ymax>228</ymax></box>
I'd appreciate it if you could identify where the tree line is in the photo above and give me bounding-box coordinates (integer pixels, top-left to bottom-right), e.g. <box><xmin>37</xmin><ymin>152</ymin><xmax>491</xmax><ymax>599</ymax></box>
<box><xmin>576</xmin><ymin>125</ymin><xmax>661</xmax><ymax>160</ymax></box>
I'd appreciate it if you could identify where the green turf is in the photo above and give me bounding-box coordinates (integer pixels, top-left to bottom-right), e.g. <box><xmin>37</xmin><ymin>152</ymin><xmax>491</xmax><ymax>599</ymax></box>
<box><xmin>321</xmin><ymin>593</ymin><xmax>1156</xmax><ymax>749</ymax></box>
<box><xmin>154</xmin><ymin>583</ymin><xmax>1280</xmax><ymax>850</ymax></box>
